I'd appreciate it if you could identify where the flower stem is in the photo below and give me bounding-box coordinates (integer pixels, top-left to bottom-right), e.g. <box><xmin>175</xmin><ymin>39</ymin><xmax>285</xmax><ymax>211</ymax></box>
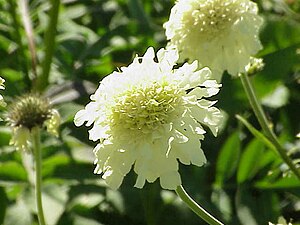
<box><xmin>175</xmin><ymin>185</ymin><xmax>224</xmax><ymax>225</ymax></box>
<box><xmin>34</xmin><ymin>0</ymin><xmax>60</xmax><ymax>91</ymax></box>
<box><xmin>240</xmin><ymin>73</ymin><xmax>300</xmax><ymax>180</ymax></box>
<box><xmin>32</xmin><ymin>128</ymin><xmax>46</xmax><ymax>225</ymax></box>
<box><xmin>19</xmin><ymin>0</ymin><xmax>38</xmax><ymax>81</ymax></box>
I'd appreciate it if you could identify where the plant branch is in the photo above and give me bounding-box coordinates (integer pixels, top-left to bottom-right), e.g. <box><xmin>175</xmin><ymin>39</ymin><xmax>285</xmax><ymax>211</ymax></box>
<box><xmin>240</xmin><ymin>73</ymin><xmax>300</xmax><ymax>179</ymax></box>
<box><xmin>34</xmin><ymin>0</ymin><xmax>60</xmax><ymax>91</ymax></box>
<box><xmin>176</xmin><ymin>185</ymin><xmax>224</xmax><ymax>225</ymax></box>
<box><xmin>32</xmin><ymin>128</ymin><xmax>46</xmax><ymax>225</ymax></box>
<box><xmin>19</xmin><ymin>0</ymin><xmax>38</xmax><ymax>81</ymax></box>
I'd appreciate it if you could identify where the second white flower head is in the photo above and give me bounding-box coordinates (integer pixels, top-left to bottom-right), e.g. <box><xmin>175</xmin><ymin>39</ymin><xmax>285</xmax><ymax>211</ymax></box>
<box><xmin>75</xmin><ymin>47</ymin><xmax>222</xmax><ymax>190</ymax></box>
<box><xmin>164</xmin><ymin>0</ymin><xmax>263</xmax><ymax>80</ymax></box>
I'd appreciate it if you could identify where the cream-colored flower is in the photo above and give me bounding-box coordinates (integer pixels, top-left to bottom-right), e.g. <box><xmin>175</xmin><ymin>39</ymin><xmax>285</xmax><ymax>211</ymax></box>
<box><xmin>75</xmin><ymin>47</ymin><xmax>222</xmax><ymax>190</ymax></box>
<box><xmin>9</xmin><ymin>127</ymin><xmax>31</xmax><ymax>152</ymax></box>
<box><xmin>269</xmin><ymin>216</ymin><xmax>293</xmax><ymax>225</ymax></box>
<box><xmin>0</xmin><ymin>77</ymin><xmax>6</xmax><ymax>107</ymax></box>
<box><xmin>45</xmin><ymin>109</ymin><xmax>61</xmax><ymax>137</ymax></box>
<box><xmin>7</xmin><ymin>94</ymin><xmax>60</xmax><ymax>151</ymax></box>
<box><xmin>164</xmin><ymin>0</ymin><xmax>263</xmax><ymax>81</ymax></box>
<box><xmin>245</xmin><ymin>57</ymin><xmax>264</xmax><ymax>76</ymax></box>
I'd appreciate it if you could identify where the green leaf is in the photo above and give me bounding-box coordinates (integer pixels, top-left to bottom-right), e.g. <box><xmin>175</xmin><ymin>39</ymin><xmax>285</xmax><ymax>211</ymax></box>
<box><xmin>64</xmin><ymin>136</ymin><xmax>94</xmax><ymax>163</ymax></box>
<box><xmin>42</xmin><ymin>154</ymin><xmax>70</xmax><ymax>178</ymax></box>
<box><xmin>42</xmin><ymin>153</ymin><xmax>95</xmax><ymax>181</ymax></box>
<box><xmin>215</xmin><ymin>132</ymin><xmax>241</xmax><ymax>186</ymax></box>
<box><xmin>237</xmin><ymin>139</ymin><xmax>265</xmax><ymax>184</ymax></box>
<box><xmin>3</xmin><ymin>198</ymin><xmax>32</xmax><ymax>225</ymax></box>
<box><xmin>255</xmin><ymin>176</ymin><xmax>300</xmax><ymax>190</ymax></box>
<box><xmin>43</xmin><ymin>184</ymin><xmax>69</xmax><ymax>225</ymax></box>
<box><xmin>22</xmin><ymin>184</ymin><xmax>69</xmax><ymax>225</ymax></box>
<box><xmin>261</xmin><ymin>84</ymin><xmax>290</xmax><ymax>108</ymax></box>
<box><xmin>0</xmin><ymin>162</ymin><xmax>27</xmax><ymax>182</ymax></box>
<box><xmin>72</xmin><ymin>215</ymin><xmax>104</xmax><ymax>225</ymax></box>
<box><xmin>128</xmin><ymin>0</ymin><xmax>151</xmax><ymax>31</ymax></box>
<box><xmin>0</xmin><ymin>127</ymin><xmax>11</xmax><ymax>146</ymax></box>
<box><xmin>254</xmin><ymin>43</ymin><xmax>300</xmax><ymax>98</ymax></box>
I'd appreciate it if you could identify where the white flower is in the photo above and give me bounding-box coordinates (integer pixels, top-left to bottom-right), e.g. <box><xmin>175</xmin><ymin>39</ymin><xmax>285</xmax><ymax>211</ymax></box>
<box><xmin>164</xmin><ymin>0</ymin><xmax>263</xmax><ymax>81</ymax></box>
<box><xmin>75</xmin><ymin>47</ymin><xmax>222</xmax><ymax>190</ymax></box>
<box><xmin>0</xmin><ymin>77</ymin><xmax>6</xmax><ymax>107</ymax></box>
<box><xmin>269</xmin><ymin>216</ymin><xmax>293</xmax><ymax>225</ymax></box>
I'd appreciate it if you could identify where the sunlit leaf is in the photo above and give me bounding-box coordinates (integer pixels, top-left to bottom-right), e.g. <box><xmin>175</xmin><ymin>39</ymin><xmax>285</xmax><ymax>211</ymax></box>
<box><xmin>262</xmin><ymin>84</ymin><xmax>290</xmax><ymax>108</ymax></box>
<box><xmin>0</xmin><ymin>161</ymin><xmax>27</xmax><ymax>182</ymax></box>
<box><xmin>3</xmin><ymin>198</ymin><xmax>32</xmax><ymax>225</ymax></box>
<box><xmin>255</xmin><ymin>176</ymin><xmax>300</xmax><ymax>190</ymax></box>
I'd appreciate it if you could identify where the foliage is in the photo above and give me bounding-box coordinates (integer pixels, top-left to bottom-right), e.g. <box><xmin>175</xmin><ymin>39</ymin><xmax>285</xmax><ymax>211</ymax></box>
<box><xmin>0</xmin><ymin>0</ymin><xmax>299</xmax><ymax>224</ymax></box>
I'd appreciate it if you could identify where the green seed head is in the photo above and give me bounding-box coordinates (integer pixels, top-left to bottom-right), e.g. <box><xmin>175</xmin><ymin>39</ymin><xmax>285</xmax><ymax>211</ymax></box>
<box><xmin>7</xmin><ymin>94</ymin><xmax>53</xmax><ymax>130</ymax></box>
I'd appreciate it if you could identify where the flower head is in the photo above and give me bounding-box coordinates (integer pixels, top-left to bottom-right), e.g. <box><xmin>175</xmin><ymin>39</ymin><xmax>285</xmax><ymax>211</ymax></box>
<box><xmin>7</xmin><ymin>94</ymin><xmax>60</xmax><ymax>151</ymax></box>
<box><xmin>75</xmin><ymin>47</ymin><xmax>222</xmax><ymax>190</ymax></box>
<box><xmin>164</xmin><ymin>0</ymin><xmax>263</xmax><ymax>80</ymax></box>
<box><xmin>269</xmin><ymin>216</ymin><xmax>293</xmax><ymax>225</ymax></box>
<box><xmin>0</xmin><ymin>77</ymin><xmax>6</xmax><ymax>108</ymax></box>
<box><xmin>245</xmin><ymin>57</ymin><xmax>264</xmax><ymax>76</ymax></box>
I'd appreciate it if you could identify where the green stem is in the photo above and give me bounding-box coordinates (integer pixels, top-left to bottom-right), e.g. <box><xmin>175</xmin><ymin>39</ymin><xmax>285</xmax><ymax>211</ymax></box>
<box><xmin>240</xmin><ymin>73</ymin><xmax>300</xmax><ymax>180</ymax></box>
<box><xmin>34</xmin><ymin>0</ymin><xmax>60</xmax><ymax>91</ymax></box>
<box><xmin>19</xmin><ymin>0</ymin><xmax>38</xmax><ymax>81</ymax></box>
<box><xmin>32</xmin><ymin>128</ymin><xmax>46</xmax><ymax>225</ymax></box>
<box><xmin>140</xmin><ymin>187</ymin><xmax>157</xmax><ymax>225</ymax></box>
<box><xmin>175</xmin><ymin>185</ymin><xmax>224</xmax><ymax>225</ymax></box>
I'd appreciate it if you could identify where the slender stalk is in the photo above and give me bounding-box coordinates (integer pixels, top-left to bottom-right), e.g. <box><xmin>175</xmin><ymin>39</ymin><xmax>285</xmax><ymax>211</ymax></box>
<box><xmin>19</xmin><ymin>0</ymin><xmax>38</xmax><ymax>80</ymax></box>
<box><xmin>34</xmin><ymin>0</ymin><xmax>60</xmax><ymax>91</ymax></box>
<box><xmin>175</xmin><ymin>185</ymin><xmax>224</xmax><ymax>225</ymax></box>
<box><xmin>32</xmin><ymin>128</ymin><xmax>46</xmax><ymax>225</ymax></box>
<box><xmin>240</xmin><ymin>73</ymin><xmax>300</xmax><ymax>179</ymax></box>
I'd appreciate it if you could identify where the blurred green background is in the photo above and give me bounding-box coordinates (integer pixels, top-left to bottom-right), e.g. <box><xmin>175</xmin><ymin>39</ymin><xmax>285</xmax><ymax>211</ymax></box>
<box><xmin>0</xmin><ymin>0</ymin><xmax>300</xmax><ymax>224</ymax></box>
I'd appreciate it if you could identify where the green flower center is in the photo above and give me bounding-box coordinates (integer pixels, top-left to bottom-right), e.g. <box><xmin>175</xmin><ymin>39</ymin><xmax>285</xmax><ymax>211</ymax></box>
<box><xmin>183</xmin><ymin>0</ymin><xmax>245</xmax><ymax>41</ymax></box>
<box><xmin>110</xmin><ymin>80</ymin><xmax>184</xmax><ymax>134</ymax></box>
<box><xmin>7</xmin><ymin>94</ymin><xmax>52</xmax><ymax>130</ymax></box>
